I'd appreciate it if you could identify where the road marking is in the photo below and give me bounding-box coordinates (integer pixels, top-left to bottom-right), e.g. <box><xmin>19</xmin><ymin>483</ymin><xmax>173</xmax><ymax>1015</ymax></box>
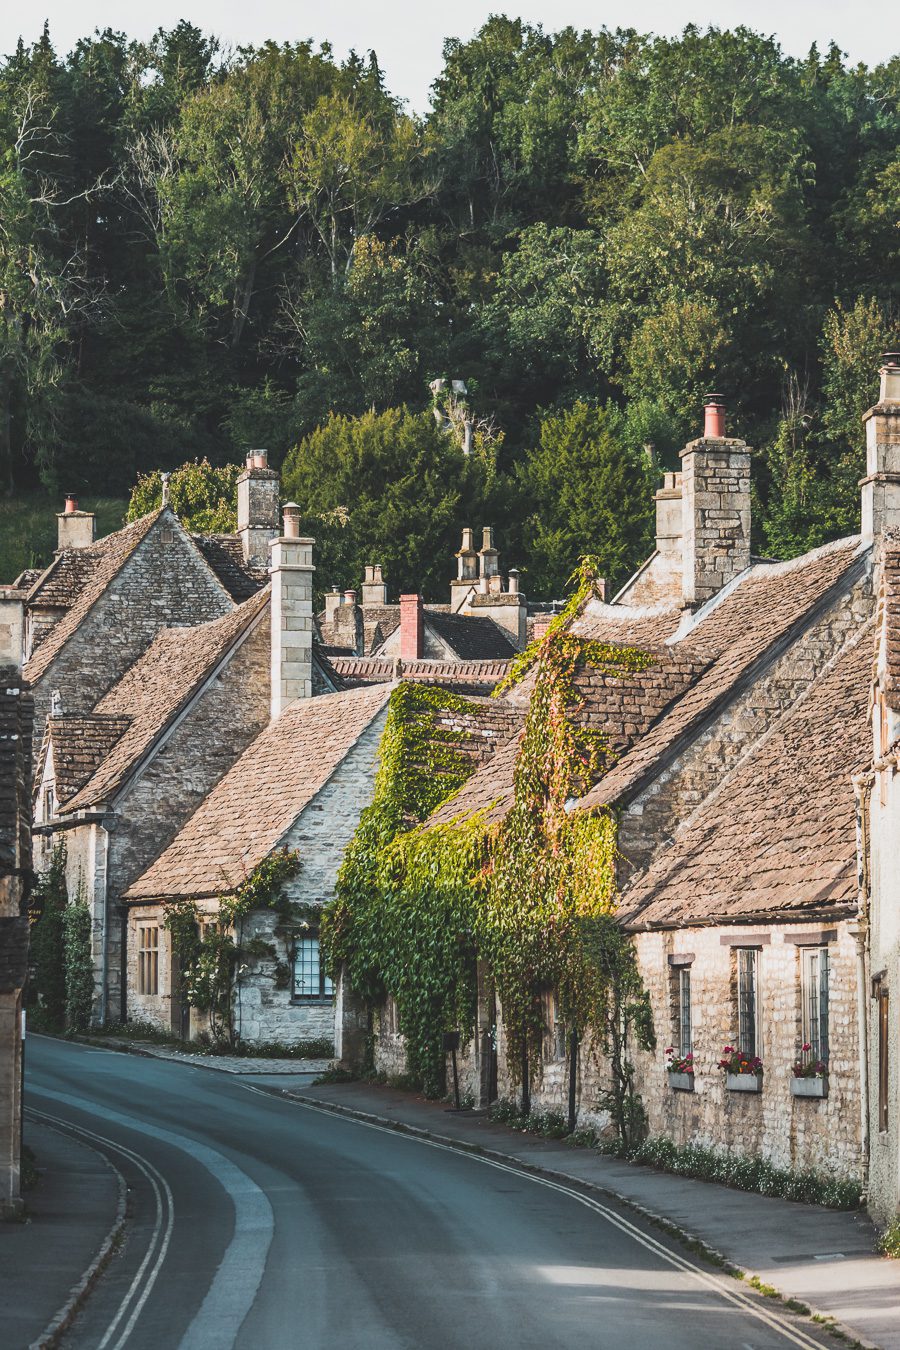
<box><xmin>26</xmin><ymin>1107</ymin><xmax>174</xmax><ymax>1350</ymax></box>
<box><xmin>242</xmin><ymin>1086</ymin><xmax>830</xmax><ymax>1350</ymax></box>
<box><xmin>28</xmin><ymin>1085</ymin><xmax>274</xmax><ymax>1350</ymax></box>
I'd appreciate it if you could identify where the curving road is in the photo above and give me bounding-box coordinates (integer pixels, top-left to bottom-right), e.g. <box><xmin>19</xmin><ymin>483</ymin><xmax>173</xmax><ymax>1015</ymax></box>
<box><xmin>25</xmin><ymin>1037</ymin><xmax>840</xmax><ymax>1350</ymax></box>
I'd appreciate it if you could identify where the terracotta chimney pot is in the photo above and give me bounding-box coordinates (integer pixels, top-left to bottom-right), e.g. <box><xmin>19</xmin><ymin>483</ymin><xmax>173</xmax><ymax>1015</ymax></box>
<box><xmin>703</xmin><ymin>395</ymin><xmax>726</xmax><ymax>439</ymax></box>
<box><xmin>64</xmin><ymin>494</ymin><xmax>78</xmax><ymax>515</ymax></box>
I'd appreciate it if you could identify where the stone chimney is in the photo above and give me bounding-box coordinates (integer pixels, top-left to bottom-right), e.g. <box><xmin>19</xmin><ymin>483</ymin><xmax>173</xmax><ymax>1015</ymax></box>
<box><xmin>324</xmin><ymin>586</ymin><xmax>342</xmax><ymax>625</ymax></box>
<box><xmin>333</xmin><ymin>589</ymin><xmax>363</xmax><ymax>655</ymax></box>
<box><xmin>237</xmin><ymin>449</ymin><xmax>280</xmax><ymax>569</ymax></box>
<box><xmin>479</xmin><ymin>526</ymin><xmax>501</xmax><ymax>592</ymax></box>
<box><xmin>361</xmin><ymin>564</ymin><xmax>388</xmax><ymax>607</ymax></box>
<box><xmin>861</xmin><ymin>354</ymin><xmax>900</xmax><ymax>545</ymax></box>
<box><xmin>56</xmin><ymin>495</ymin><xmax>95</xmax><ymax>551</ymax></box>
<box><xmin>451</xmin><ymin>527</ymin><xmax>479</xmax><ymax>612</ymax></box>
<box><xmin>680</xmin><ymin>396</ymin><xmax>751</xmax><ymax>608</ymax></box>
<box><xmin>399</xmin><ymin>593</ymin><xmax>424</xmax><ymax>662</ymax></box>
<box><xmin>270</xmin><ymin>504</ymin><xmax>314</xmax><ymax>718</ymax></box>
<box><xmin>656</xmin><ymin>472</ymin><xmax>683</xmax><ymax>563</ymax></box>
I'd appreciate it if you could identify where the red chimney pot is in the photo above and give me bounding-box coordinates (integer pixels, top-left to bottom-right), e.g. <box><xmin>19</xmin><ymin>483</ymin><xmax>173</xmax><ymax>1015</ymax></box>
<box><xmin>703</xmin><ymin>395</ymin><xmax>726</xmax><ymax>439</ymax></box>
<box><xmin>64</xmin><ymin>494</ymin><xmax>78</xmax><ymax>515</ymax></box>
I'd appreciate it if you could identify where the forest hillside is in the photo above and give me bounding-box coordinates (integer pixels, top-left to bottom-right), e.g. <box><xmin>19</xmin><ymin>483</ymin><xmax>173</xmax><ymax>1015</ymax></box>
<box><xmin>1</xmin><ymin>18</ymin><xmax>897</xmax><ymax>594</ymax></box>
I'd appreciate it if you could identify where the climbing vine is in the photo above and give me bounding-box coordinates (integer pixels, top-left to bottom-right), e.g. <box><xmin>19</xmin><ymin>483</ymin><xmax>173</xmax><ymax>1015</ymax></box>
<box><xmin>325</xmin><ymin>560</ymin><xmax>658</xmax><ymax>1136</ymax></box>
<box><xmin>163</xmin><ymin>848</ymin><xmax>302</xmax><ymax>1045</ymax></box>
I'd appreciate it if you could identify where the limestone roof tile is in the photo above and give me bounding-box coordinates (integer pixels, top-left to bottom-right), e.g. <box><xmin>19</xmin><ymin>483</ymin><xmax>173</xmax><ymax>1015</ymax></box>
<box><xmin>620</xmin><ymin>627</ymin><xmax>873</xmax><ymax>929</ymax></box>
<box><xmin>190</xmin><ymin>533</ymin><xmax>268</xmax><ymax>601</ymax></box>
<box><xmin>124</xmin><ymin>683</ymin><xmax>393</xmax><ymax>900</ymax></box>
<box><xmin>577</xmin><ymin>537</ymin><xmax>864</xmax><ymax>812</ymax></box>
<box><xmin>43</xmin><ymin>715</ymin><xmax>132</xmax><ymax>805</ymax></box>
<box><xmin>23</xmin><ymin>510</ymin><xmax>165</xmax><ymax>684</ymax></box>
<box><xmin>58</xmin><ymin>588</ymin><xmax>270</xmax><ymax>813</ymax></box>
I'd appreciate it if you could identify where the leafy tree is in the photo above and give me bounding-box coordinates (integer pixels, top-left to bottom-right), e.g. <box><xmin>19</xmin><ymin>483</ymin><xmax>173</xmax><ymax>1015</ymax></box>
<box><xmin>27</xmin><ymin>844</ymin><xmax>68</xmax><ymax>1031</ymax></box>
<box><xmin>126</xmin><ymin>460</ymin><xmax>241</xmax><ymax>531</ymax></box>
<box><xmin>517</xmin><ymin>402</ymin><xmax>654</xmax><ymax>598</ymax></box>
<box><xmin>282</xmin><ymin>407</ymin><xmax>497</xmax><ymax>599</ymax></box>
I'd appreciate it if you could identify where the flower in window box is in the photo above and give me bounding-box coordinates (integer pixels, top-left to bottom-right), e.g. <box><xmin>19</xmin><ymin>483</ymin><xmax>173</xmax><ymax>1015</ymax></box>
<box><xmin>792</xmin><ymin>1044</ymin><xmax>828</xmax><ymax>1079</ymax></box>
<box><xmin>665</xmin><ymin>1047</ymin><xmax>694</xmax><ymax>1075</ymax></box>
<box><xmin>718</xmin><ymin>1045</ymin><xmax>763</xmax><ymax>1076</ymax></box>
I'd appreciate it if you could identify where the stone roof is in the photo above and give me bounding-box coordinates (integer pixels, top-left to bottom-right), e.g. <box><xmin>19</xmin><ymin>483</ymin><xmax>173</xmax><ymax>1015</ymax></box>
<box><xmin>425</xmin><ymin>610</ymin><xmax>517</xmax><ymax>660</ymax></box>
<box><xmin>26</xmin><ymin>548</ymin><xmax>99</xmax><ymax>611</ymax></box>
<box><xmin>124</xmin><ymin>684</ymin><xmax>393</xmax><ymax>900</ymax></box>
<box><xmin>191</xmin><ymin>534</ymin><xmax>268</xmax><ymax>601</ymax></box>
<box><xmin>328</xmin><ymin>655</ymin><xmax>511</xmax><ymax>694</ymax></box>
<box><xmin>428</xmin><ymin>728</ymin><xmax>522</xmax><ymax>828</ymax></box>
<box><xmin>56</xmin><ymin>589</ymin><xmax>270</xmax><ymax>814</ymax></box>
<box><xmin>577</xmin><ymin>537</ymin><xmax>864</xmax><ymax>812</ymax></box>
<box><xmin>571</xmin><ymin>600</ymin><xmax>683</xmax><ymax>649</ymax></box>
<box><xmin>0</xmin><ymin>916</ymin><xmax>29</xmax><ymax>994</ymax></box>
<box><xmin>425</xmin><ymin>646</ymin><xmax>704</xmax><ymax>830</ymax></box>
<box><xmin>620</xmin><ymin>627</ymin><xmax>873</xmax><ymax>930</ymax></box>
<box><xmin>41</xmin><ymin>715</ymin><xmax>132</xmax><ymax>806</ymax></box>
<box><xmin>23</xmin><ymin>511</ymin><xmax>165</xmax><ymax>684</ymax></box>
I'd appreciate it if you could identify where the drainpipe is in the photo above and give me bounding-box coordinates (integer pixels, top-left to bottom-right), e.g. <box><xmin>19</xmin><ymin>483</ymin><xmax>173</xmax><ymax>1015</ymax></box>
<box><xmin>852</xmin><ymin>771</ymin><xmax>874</xmax><ymax>1192</ymax></box>
<box><xmin>97</xmin><ymin>820</ymin><xmax>112</xmax><ymax>1028</ymax></box>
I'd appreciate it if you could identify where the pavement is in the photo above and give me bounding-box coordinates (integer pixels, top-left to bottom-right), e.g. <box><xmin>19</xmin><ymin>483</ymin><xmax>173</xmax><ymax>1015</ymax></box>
<box><xmin>1</xmin><ymin>1118</ymin><xmax>124</xmax><ymax>1349</ymax></box>
<box><xmin>12</xmin><ymin>1031</ymin><xmax>900</xmax><ymax>1350</ymax></box>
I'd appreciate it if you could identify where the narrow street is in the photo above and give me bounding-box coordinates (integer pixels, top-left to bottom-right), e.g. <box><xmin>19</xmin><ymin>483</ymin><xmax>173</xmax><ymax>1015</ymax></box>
<box><xmin>21</xmin><ymin>1038</ymin><xmax>842</xmax><ymax>1350</ymax></box>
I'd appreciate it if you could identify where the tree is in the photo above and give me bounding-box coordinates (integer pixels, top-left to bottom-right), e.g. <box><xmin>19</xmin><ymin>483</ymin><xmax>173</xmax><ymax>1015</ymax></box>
<box><xmin>281</xmin><ymin>407</ymin><xmax>497</xmax><ymax>599</ymax></box>
<box><xmin>126</xmin><ymin>460</ymin><xmax>241</xmax><ymax>531</ymax></box>
<box><xmin>517</xmin><ymin>403</ymin><xmax>654</xmax><ymax>598</ymax></box>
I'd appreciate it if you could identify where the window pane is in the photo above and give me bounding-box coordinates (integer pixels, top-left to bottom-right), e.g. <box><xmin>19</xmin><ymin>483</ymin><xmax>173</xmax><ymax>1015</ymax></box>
<box><xmin>738</xmin><ymin>950</ymin><xmax>757</xmax><ymax>1057</ymax></box>
<box><xmin>819</xmin><ymin>949</ymin><xmax>829</xmax><ymax>1061</ymax></box>
<box><xmin>679</xmin><ymin>969</ymin><xmax>692</xmax><ymax>1058</ymax></box>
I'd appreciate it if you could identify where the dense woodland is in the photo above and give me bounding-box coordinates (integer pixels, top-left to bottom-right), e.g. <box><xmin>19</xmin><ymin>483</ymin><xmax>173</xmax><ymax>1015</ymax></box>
<box><xmin>1</xmin><ymin>17</ymin><xmax>898</xmax><ymax>597</ymax></box>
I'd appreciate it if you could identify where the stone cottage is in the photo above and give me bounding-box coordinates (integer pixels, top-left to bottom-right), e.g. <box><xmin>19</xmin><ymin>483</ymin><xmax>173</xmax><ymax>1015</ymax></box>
<box><xmin>359</xmin><ymin>378</ymin><xmax>891</xmax><ymax>1195</ymax></box>
<box><xmin>0</xmin><ymin>592</ymin><xmax>32</xmax><ymax>1216</ymax></box>
<box><xmin>120</xmin><ymin>515</ymin><xmax>521</xmax><ymax>1048</ymax></box>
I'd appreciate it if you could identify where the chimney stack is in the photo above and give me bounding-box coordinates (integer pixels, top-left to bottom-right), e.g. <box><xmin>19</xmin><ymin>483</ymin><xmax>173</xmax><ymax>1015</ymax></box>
<box><xmin>56</xmin><ymin>495</ymin><xmax>95</xmax><ymax>551</ymax></box>
<box><xmin>324</xmin><ymin>586</ymin><xmax>342</xmax><ymax>625</ymax></box>
<box><xmin>861</xmin><ymin>354</ymin><xmax>900</xmax><ymax>545</ymax></box>
<box><xmin>0</xmin><ymin>591</ymin><xmax>24</xmax><ymax>669</ymax></box>
<box><xmin>681</xmin><ymin>396</ymin><xmax>750</xmax><ymax>608</ymax></box>
<box><xmin>361</xmin><ymin>563</ymin><xmax>388</xmax><ymax>607</ymax></box>
<box><xmin>479</xmin><ymin>526</ymin><xmax>502</xmax><ymax>593</ymax></box>
<box><xmin>451</xmin><ymin>527</ymin><xmax>479</xmax><ymax>612</ymax></box>
<box><xmin>269</xmin><ymin>505</ymin><xmax>314</xmax><ymax>718</ymax></box>
<box><xmin>237</xmin><ymin>449</ymin><xmax>280</xmax><ymax>569</ymax></box>
<box><xmin>333</xmin><ymin>589</ymin><xmax>363</xmax><ymax>655</ymax></box>
<box><xmin>399</xmin><ymin>594</ymin><xmax>424</xmax><ymax>662</ymax></box>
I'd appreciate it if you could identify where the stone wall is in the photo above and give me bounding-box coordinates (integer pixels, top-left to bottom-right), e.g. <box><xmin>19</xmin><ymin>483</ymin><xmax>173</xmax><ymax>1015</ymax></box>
<box><xmin>620</xmin><ymin>571</ymin><xmax>874</xmax><ymax>873</ymax></box>
<box><xmin>31</xmin><ymin>513</ymin><xmax>233</xmax><ymax>732</ymax></box>
<box><xmin>865</xmin><ymin>753</ymin><xmax>900</xmax><ymax>1222</ymax></box>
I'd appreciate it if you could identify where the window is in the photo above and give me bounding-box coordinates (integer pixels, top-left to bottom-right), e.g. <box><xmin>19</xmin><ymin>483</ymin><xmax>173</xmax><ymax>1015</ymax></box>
<box><xmin>801</xmin><ymin>947</ymin><xmax>830</xmax><ymax>1063</ymax></box>
<box><xmin>877</xmin><ymin>982</ymin><xmax>889</xmax><ymax>1132</ymax></box>
<box><xmin>138</xmin><ymin>926</ymin><xmax>159</xmax><ymax>996</ymax></box>
<box><xmin>677</xmin><ymin>967</ymin><xmax>692</xmax><ymax>1059</ymax></box>
<box><xmin>292</xmin><ymin>933</ymin><xmax>333</xmax><ymax>1001</ymax></box>
<box><xmin>737</xmin><ymin>948</ymin><xmax>759</xmax><ymax>1057</ymax></box>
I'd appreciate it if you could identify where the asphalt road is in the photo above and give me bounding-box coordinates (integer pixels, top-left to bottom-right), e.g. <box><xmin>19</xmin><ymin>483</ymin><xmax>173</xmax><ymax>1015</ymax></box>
<box><xmin>25</xmin><ymin>1037</ymin><xmax>842</xmax><ymax>1350</ymax></box>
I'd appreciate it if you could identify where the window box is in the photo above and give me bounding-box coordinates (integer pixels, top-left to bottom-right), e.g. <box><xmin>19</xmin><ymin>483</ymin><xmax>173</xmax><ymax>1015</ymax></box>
<box><xmin>791</xmin><ymin>1076</ymin><xmax>827</xmax><ymax>1099</ymax></box>
<box><xmin>726</xmin><ymin>1072</ymin><xmax>761</xmax><ymax>1093</ymax></box>
<box><xmin>668</xmin><ymin>1071</ymin><xmax>694</xmax><ymax>1092</ymax></box>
